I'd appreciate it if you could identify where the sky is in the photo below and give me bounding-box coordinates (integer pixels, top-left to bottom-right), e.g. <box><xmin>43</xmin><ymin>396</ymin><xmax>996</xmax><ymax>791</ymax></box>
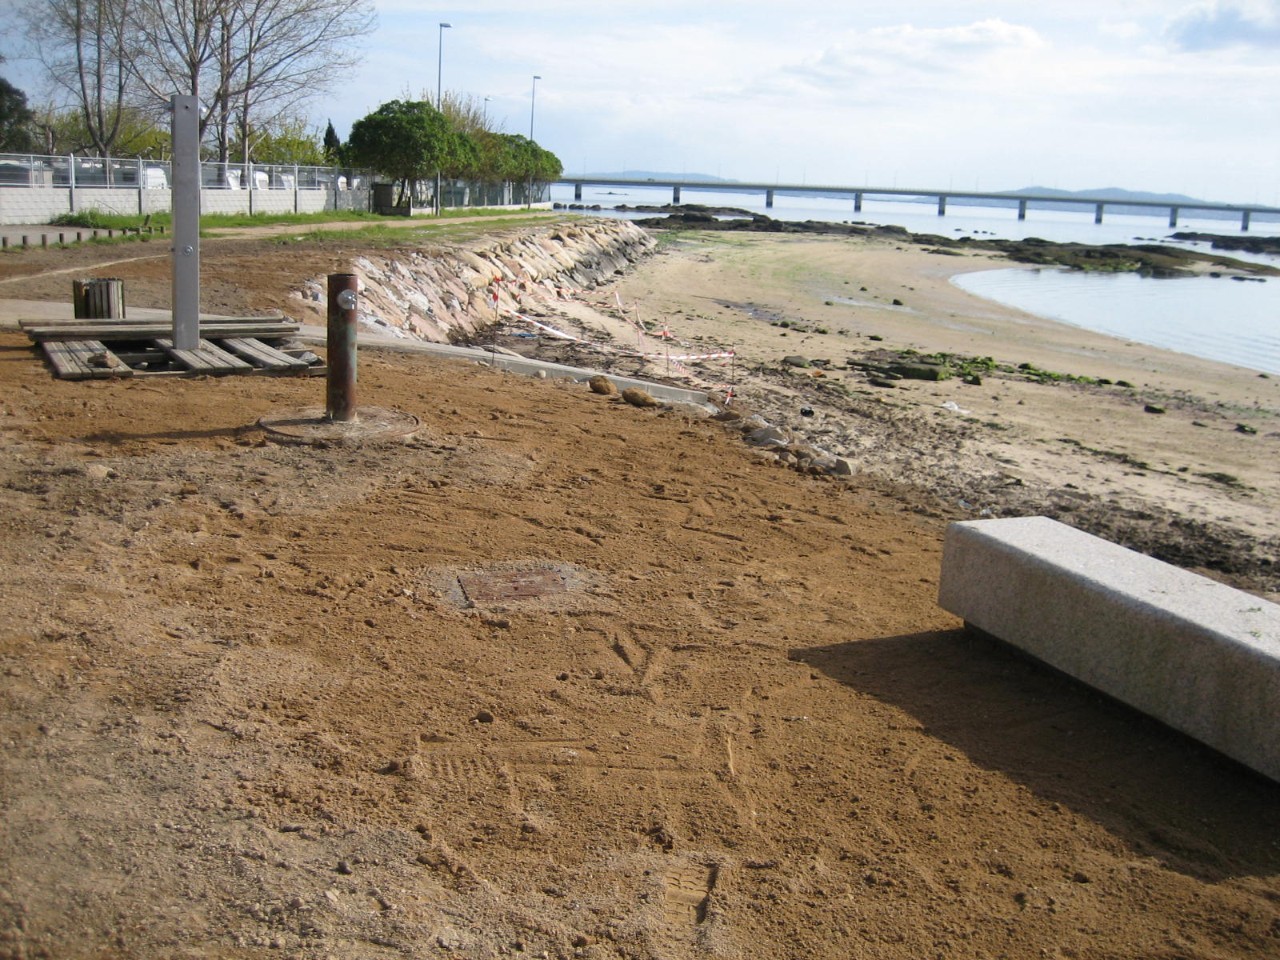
<box><xmin>3</xmin><ymin>1</ymin><xmax>1279</xmax><ymax>205</ymax></box>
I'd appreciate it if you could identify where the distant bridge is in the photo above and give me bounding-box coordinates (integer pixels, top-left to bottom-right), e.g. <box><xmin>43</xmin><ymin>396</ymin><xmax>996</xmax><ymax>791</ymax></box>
<box><xmin>556</xmin><ymin>176</ymin><xmax>1278</xmax><ymax>232</ymax></box>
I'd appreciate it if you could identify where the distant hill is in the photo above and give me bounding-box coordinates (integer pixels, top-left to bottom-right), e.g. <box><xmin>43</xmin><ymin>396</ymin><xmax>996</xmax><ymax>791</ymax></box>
<box><xmin>1016</xmin><ymin>186</ymin><xmax>1206</xmax><ymax>206</ymax></box>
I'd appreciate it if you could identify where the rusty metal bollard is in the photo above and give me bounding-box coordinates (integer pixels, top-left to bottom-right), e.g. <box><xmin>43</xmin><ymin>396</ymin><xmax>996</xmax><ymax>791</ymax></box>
<box><xmin>326</xmin><ymin>273</ymin><xmax>359</xmax><ymax>422</ymax></box>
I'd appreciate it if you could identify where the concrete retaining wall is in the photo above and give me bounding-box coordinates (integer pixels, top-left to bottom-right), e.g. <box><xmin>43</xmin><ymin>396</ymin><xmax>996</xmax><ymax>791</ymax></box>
<box><xmin>309</xmin><ymin>219</ymin><xmax>658</xmax><ymax>345</ymax></box>
<box><xmin>938</xmin><ymin>516</ymin><xmax>1280</xmax><ymax>781</ymax></box>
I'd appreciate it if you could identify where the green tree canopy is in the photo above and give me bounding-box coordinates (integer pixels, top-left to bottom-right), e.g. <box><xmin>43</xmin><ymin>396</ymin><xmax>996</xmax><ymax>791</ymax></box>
<box><xmin>492</xmin><ymin>133</ymin><xmax>563</xmax><ymax>184</ymax></box>
<box><xmin>0</xmin><ymin>77</ymin><xmax>38</xmax><ymax>152</ymax></box>
<box><xmin>346</xmin><ymin>99</ymin><xmax>463</xmax><ymax>204</ymax></box>
<box><xmin>233</xmin><ymin>119</ymin><xmax>326</xmax><ymax>165</ymax></box>
<box><xmin>323</xmin><ymin>120</ymin><xmax>343</xmax><ymax>164</ymax></box>
<box><xmin>34</xmin><ymin>104</ymin><xmax>168</xmax><ymax>158</ymax></box>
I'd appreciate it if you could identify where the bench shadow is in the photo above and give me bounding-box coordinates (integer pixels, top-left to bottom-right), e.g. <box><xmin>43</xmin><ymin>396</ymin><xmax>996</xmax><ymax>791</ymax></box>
<box><xmin>794</xmin><ymin>628</ymin><xmax>1280</xmax><ymax>883</ymax></box>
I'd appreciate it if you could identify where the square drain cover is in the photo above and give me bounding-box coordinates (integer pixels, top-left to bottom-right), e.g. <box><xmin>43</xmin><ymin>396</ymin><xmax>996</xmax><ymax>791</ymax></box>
<box><xmin>458</xmin><ymin>569</ymin><xmax>569</xmax><ymax>604</ymax></box>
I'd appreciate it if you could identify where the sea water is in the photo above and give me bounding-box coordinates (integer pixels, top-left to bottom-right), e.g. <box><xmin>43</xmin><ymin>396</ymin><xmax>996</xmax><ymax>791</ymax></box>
<box><xmin>552</xmin><ymin>183</ymin><xmax>1280</xmax><ymax>375</ymax></box>
<box><xmin>952</xmin><ymin>269</ymin><xmax>1280</xmax><ymax>376</ymax></box>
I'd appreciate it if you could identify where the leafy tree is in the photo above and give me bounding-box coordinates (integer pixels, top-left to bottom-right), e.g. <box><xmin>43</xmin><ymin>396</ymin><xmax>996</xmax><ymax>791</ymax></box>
<box><xmin>347</xmin><ymin>99</ymin><xmax>461</xmax><ymax>206</ymax></box>
<box><xmin>0</xmin><ymin>77</ymin><xmax>38</xmax><ymax>151</ymax></box>
<box><xmin>232</xmin><ymin>118</ymin><xmax>325</xmax><ymax>165</ymax></box>
<box><xmin>322</xmin><ymin>119</ymin><xmax>343</xmax><ymax>164</ymax></box>
<box><xmin>33</xmin><ymin>102</ymin><xmax>169</xmax><ymax>157</ymax></box>
<box><xmin>490</xmin><ymin>133</ymin><xmax>562</xmax><ymax>185</ymax></box>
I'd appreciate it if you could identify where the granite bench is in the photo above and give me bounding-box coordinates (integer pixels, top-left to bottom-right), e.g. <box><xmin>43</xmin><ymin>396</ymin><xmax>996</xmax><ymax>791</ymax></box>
<box><xmin>937</xmin><ymin>516</ymin><xmax>1280</xmax><ymax>782</ymax></box>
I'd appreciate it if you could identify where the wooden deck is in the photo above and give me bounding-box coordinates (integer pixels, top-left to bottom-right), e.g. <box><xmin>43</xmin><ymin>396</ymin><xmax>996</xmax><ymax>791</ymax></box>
<box><xmin>21</xmin><ymin>317</ymin><xmax>324</xmax><ymax>381</ymax></box>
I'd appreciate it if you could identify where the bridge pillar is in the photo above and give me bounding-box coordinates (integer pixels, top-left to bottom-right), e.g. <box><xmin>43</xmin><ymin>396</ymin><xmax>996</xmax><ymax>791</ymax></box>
<box><xmin>1242</xmin><ymin>210</ymin><xmax>1251</xmax><ymax>232</ymax></box>
<box><xmin>1169</xmin><ymin>206</ymin><xmax>1179</xmax><ymax>228</ymax></box>
<box><xmin>574</xmin><ymin>183</ymin><xmax>582</xmax><ymax>201</ymax></box>
<box><xmin>766</xmin><ymin>189</ymin><xmax>774</xmax><ymax>208</ymax></box>
<box><xmin>673</xmin><ymin>186</ymin><xmax>681</xmax><ymax>204</ymax></box>
<box><xmin>937</xmin><ymin>196</ymin><xmax>947</xmax><ymax>216</ymax></box>
<box><xmin>1094</xmin><ymin>202</ymin><xmax>1105</xmax><ymax>224</ymax></box>
<box><xmin>854</xmin><ymin>192</ymin><xmax>863</xmax><ymax>213</ymax></box>
<box><xmin>1017</xmin><ymin>199</ymin><xmax>1027</xmax><ymax>221</ymax></box>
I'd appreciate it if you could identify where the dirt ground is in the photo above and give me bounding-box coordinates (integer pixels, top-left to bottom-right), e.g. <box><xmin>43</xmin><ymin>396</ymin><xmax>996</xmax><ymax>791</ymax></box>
<box><xmin>1</xmin><ymin>226</ymin><xmax>1279</xmax><ymax>960</ymax></box>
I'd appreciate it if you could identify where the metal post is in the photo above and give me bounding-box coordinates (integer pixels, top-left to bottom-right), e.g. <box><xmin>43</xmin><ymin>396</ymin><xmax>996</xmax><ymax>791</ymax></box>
<box><xmin>436</xmin><ymin>22</ymin><xmax>451</xmax><ymax>216</ymax></box>
<box><xmin>326</xmin><ymin>273</ymin><xmax>359</xmax><ymax>422</ymax></box>
<box><xmin>170</xmin><ymin>94</ymin><xmax>201</xmax><ymax>351</ymax></box>
<box><xmin>68</xmin><ymin>154</ymin><xmax>77</xmax><ymax>213</ymax></box>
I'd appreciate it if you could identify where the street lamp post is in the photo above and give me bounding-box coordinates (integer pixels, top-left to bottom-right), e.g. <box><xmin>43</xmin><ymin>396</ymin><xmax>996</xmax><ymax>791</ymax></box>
<box><xmin>530</xmin><ymin>75</ymin><xmax>541</xmax><ymax>141</ymax></box>
<box><xmin>528</xmin><ymin>75</ymin><xmax>542</xmax><ymax>207</ymax></box>
<box><xmin>435</xmin><ymin>22</ymin><xmax>451</xmax><ymax>214</ymax></box>
<box><xmin>437</xmin><ymin>22</ymin><xmax>451</xmax><ymax>109</ymax></box>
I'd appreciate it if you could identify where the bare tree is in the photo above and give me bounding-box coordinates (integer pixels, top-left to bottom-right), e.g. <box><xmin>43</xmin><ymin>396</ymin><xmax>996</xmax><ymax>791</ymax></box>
<box><xmin>21</xmin><ymin>0</ymin><xmax>138</xmax><ymax>156</ymax></box>
<box><xmin>127</xmin><ymin>0</ymin><xmax>374</xmax><ymax>161</ymax></box>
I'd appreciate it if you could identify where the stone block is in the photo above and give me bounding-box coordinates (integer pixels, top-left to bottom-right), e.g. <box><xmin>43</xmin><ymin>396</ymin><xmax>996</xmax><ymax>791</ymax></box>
<box><xmin>938</xmin><ymin>516</ymin><xmax>1280</xmax><ymax>781</ymax></box>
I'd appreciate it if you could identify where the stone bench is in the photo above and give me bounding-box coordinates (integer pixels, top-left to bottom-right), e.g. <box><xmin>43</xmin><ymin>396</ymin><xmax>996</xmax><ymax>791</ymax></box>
<box><xmin>937</xmin><ymin>516</ymin><xmax>1280</xmax><ymax>782</ymax></box>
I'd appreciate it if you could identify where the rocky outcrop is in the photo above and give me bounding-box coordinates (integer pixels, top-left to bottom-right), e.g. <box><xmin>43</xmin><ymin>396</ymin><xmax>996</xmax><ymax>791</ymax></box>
<box><xmin>295</xmin><ymin>219</ymin><xmax>655</xmax><ymax>343</ymax></box>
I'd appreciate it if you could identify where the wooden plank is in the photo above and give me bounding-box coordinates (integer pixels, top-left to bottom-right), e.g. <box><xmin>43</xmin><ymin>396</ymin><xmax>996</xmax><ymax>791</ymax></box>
<box><xmin>22</xmin><ymin>314</ymin><xmax>287</xmax><ymax>330</ymax></box>
<box><xmin>155</xmin><ymin>337</ymin><xmax>255</xmax><ymax>374</ymax></box>
<box><xmin>42</xmin><ymin>341</ymin><xmax>92</xmax><ymax>379</ymax></box>
<box><xmin>25</xmin><ymin>321</ymin><xmax>299</xmax><ymax>343</ymax></box>
<box><xmin>218</xmin><ymin>336</ymin><xmax>310</xmax><ymax>370</ymax></box>
<box><xmin>42</xmin><ymin>340</ymin><xmax>133</xmax><ymax>380</ymax></box>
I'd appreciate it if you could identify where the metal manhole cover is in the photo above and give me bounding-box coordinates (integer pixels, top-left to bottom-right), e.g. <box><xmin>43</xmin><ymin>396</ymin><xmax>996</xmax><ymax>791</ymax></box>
<box><xmin>458</xmin><ymin>569</ymin><xmax>569</xmax><ymax>604</ymax></box>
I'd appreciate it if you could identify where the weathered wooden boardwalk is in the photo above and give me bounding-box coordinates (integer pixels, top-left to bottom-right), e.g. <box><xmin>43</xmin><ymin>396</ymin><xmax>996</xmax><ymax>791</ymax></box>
<box><xmin>20</xmin><ymin>317</ymin><xmax>323</xmax><ymax>380</ymax></box>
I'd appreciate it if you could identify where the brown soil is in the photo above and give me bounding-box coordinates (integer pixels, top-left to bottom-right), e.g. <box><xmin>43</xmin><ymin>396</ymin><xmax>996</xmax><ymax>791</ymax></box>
<box><xmin>1</xmin><ymin>227</ymin><xmax>1279</xmax><ymax>960</ymax></box>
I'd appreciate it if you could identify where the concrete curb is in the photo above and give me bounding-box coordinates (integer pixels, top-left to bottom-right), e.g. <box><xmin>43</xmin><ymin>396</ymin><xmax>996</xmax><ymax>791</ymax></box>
<box><xmin>295</xmin><ymin>324</ymin><xmax>719</xmax><ymax>414</ymax></box>
<box><xmin>938</xmin><ymin>516</ymin><xmax>1280</xmax><ymax>782</ymax></box>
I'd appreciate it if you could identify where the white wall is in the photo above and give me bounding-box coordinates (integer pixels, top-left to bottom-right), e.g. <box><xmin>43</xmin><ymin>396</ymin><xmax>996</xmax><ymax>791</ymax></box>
<box><xmin>0</xmin><ymin>187</ymin><xmax>366</xmax><ymax>224</ymax></box>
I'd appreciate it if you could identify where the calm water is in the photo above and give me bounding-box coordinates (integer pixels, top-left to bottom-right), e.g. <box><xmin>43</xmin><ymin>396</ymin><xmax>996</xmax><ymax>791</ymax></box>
<box><xmin>953</xmin><ymin>269</ymin><xmax>1280</xmax><ymax>376</ymax></box>
<box><xmin>553</xmin><ymin>183</ymin><xmax>1280</xmax><ymax>374</ymax></box>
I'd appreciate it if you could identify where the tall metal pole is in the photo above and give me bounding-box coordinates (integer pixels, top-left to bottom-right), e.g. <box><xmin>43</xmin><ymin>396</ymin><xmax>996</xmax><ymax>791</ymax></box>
<box><xmin>437</xmin><ymin>22</ymin><xmax>450</xmax><ymax>109</ymax></box>
<box><xmin>436</xmin><ymin>22</ymin><xmax>451</xmax><ymax>215</ymax></box>
<box><xmin>528</xmin><ymin>75</ymin><xmax>541</xmax><ymax>208</ymax></box>
<box><xmin>170</xmin><ymin>95</ymin><xmax>200</xmax><ymax>351</ymax></box>
<box><xmin>529</xmin><ymin>75</ymin><xmax>541</xmax><ymax>141</ymax></box>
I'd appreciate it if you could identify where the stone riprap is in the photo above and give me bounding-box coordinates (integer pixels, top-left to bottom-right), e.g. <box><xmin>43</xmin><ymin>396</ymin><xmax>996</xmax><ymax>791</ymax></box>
<box><xmin>937</xmin><ymin>516</ymin><xmax>1280</xmax><ymax>782</ymax></box>
<box><xmin>296</xmin><ymin>218</ymin><xmax>655</xmax><ymax>345</ymax></box>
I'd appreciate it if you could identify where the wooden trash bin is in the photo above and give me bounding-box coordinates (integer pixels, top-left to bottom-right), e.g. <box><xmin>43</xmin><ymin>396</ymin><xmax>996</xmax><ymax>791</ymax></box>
<box><xmin>72</xmin><ymin>278</ymin><xmax>126</xmax><ymax>320</ymax></box>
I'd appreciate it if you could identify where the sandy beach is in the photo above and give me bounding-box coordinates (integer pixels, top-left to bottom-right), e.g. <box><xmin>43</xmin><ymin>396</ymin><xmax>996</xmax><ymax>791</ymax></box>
<box><xmin>0</xmin><ymin>220</ymin><xmax>1277</xmax><ymax>958</ymax></box>
<box><xmin>523</xmin><ymin>229</ymin><xmax>1279</xmax><ymax>599</ymax></box>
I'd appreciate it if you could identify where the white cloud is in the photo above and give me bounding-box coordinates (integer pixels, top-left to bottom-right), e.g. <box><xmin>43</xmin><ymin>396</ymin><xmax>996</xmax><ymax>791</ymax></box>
<box><xmin>1166</xmin><ymin>0</ymin><xmax>1280</xmax><ymax>50</ymax></box>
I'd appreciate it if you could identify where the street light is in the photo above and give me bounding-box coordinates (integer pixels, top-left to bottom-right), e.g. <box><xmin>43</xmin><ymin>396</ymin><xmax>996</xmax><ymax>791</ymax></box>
<box><xmin>483</xmin><ymin>96</ymin><xmax>492</xmax><ymax>130</ymax></box>
<box><xmin>530</xmin><ymin>75</ymin><xmax>541</xmax><ymax>141</ymax></box>
<box><xmin>527</xmin><ymin>76</ymin><xmax>542</xmax><ymax>207</ymax></box>
<box><xmin>437</xmin><ymin>23</ymin><xmax>451</xmax><ymax>109</ymax></box>
<box><xmin>436</xmin><ymin>22</ymin><xmax>451</xmax><ymax>215</ymax></box>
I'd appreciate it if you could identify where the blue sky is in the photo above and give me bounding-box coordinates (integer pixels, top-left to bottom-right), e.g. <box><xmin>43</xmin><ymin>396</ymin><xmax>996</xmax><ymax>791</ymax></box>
<box><xmin>3</xmin><ymin>1</ymin><xmax>1278</xmax><ymax>204</ymax></box>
